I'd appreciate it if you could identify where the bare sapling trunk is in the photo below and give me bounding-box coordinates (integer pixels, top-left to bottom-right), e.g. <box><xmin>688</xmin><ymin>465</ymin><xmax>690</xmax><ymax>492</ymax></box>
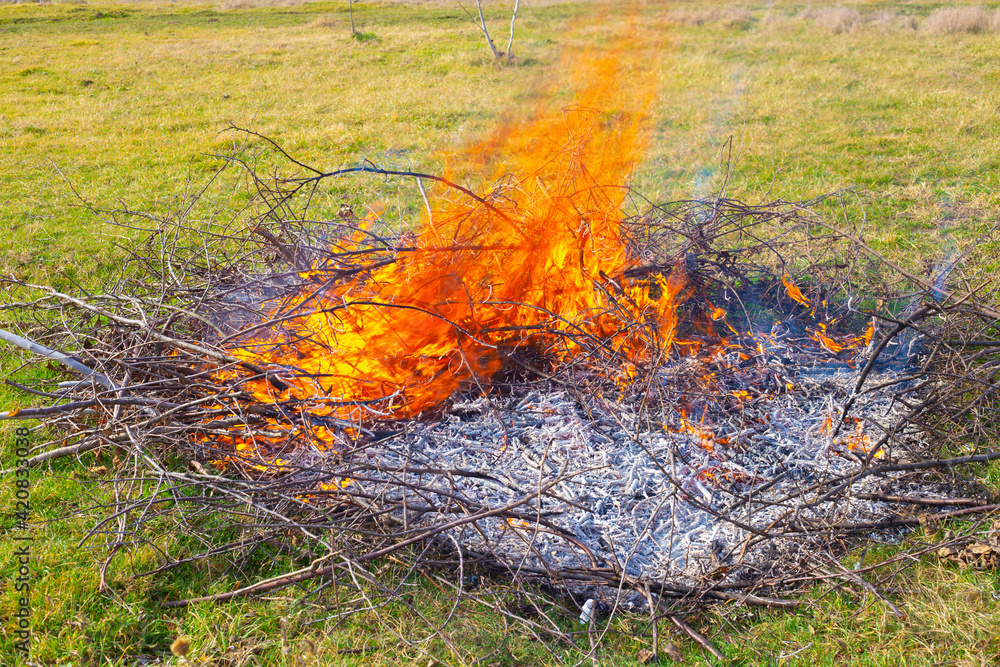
<box><xmin>505</xmin><ymin>0</ymin><xmax>519</xmax><ymax>59</ymax></box>
<box><xmin>476</xmin><ymin>0</ymin><xmax>501</xmax><ymax>59</ymax></box>
<box><xmin>466</xmin><ymin>0</ymin><xmax>518</xmax><ymax>61</ymax></box>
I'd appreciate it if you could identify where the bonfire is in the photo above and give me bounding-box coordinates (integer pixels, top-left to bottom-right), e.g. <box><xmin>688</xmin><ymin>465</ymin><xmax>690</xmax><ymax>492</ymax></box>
<box><xmin>4</xmin><ymin>28</ymin><xmax>1000</xmax><ymax>661</ymax></box>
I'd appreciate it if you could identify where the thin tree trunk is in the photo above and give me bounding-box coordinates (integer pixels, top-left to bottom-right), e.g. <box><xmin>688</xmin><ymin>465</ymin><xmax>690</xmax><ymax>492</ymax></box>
<box><xmin>505</xmin><ymin>0</ymin><xmax>520</xmax><ymax>59</ymax></box>
<box><xmin>476</xmin><ymin>0</ymin><xmax>501</xmax><ymax>59</ymax></box>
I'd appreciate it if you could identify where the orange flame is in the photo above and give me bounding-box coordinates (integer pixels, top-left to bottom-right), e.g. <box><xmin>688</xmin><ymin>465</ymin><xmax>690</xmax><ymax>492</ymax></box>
<box><xmin>674</xmin><ymin>407</ymin><xmax>728</xmax><ymax>452</ymax></box>
<box><xmin>199</xmin><ymin>12</ymin><xmax>879</xmax><ymax>464</ymax></box>
<box><xmin>812</xmin><ymin>322</ymin><xmax>846</xmax><ymax>353</ymax></box>
<box><xmin>840</xmin><ymin>419</ymin><xmax>885</xmax><ymax>460</ymax></box>
<box><xmin>781</xmin><ymin>273</ymin><xmax>811</xmax><ymax>308</ymax></box>
<box><xmin>809</xmin><ymin>320</ymin><xmax>876</xmax><ymax>355</ymax></box>
<box><xmin>705</xmin><ymin>297</ymin><xmax>726</xmax><ymax>321</ymax></box>
<box><xmin>213</xmin><ymin>16</ymin><xmax>678</xmax><ymax>448</ymax></box>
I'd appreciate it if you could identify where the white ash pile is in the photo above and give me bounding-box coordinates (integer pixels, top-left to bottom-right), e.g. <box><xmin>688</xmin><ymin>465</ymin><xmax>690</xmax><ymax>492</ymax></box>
<box><xmin>319</xmin><ymin>341</ymin><xmax>929</xmax><ymax>588</ymax></box>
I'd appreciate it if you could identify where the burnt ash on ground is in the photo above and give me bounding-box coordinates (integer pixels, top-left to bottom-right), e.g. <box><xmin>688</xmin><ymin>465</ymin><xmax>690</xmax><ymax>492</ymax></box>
<box><xmin>297</xmin><ymin>333</ymin><xmax>930</xmax><ymax>594</ymax></box>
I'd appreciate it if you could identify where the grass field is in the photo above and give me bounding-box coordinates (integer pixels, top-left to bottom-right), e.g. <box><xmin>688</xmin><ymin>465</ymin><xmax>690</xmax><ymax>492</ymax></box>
<box><xmin>2</xmin><ymin>0</ymin><xmax>1000</xmax><ymax>664</ymax></box>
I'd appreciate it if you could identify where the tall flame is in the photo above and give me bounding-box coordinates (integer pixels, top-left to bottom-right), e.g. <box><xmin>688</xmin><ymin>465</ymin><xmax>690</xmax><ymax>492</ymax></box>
<box><xmin>222</xmin><ymin>16</ymin><xmax>681</xmax><ymax>432</ymax></box>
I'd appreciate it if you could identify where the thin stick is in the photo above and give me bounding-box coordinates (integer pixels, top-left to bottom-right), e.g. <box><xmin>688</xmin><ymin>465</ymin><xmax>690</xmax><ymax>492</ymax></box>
<box><xmin>587</xmin><ymin>605</ymin><xmax>598</xmax><ymax>667</ymax></box>
<box><xmin>856</xmin><ymin>493</ymin><xmax>984</xmax><ymax>507</ymax></box>
<box><xmin>415</xmin><ymin>177</ymin><xmax>433</xmax><ymax>227</ymax></box>
<box><xmin>13</xmin><ymin>284</ymin><xmax>288</xmax><ymax>391</ymax></box>
<box><xmin>667</xmin><ymin>613</ymin><xmax>725</xmax><ymax>661</ymax></box>
<box><xmin>643</xmin><ymin>584</ymin><xmax>659</xmax><ymax>663</ymax></box>
<box><xmin>0</xmin><ymin>328</ymin><xmax>116</xmax><ymax>390</ymax></box>
<box><xmin>28</xmin><ymin>439</ymin><xmax>105</xmax><ymax>465</ymax></box>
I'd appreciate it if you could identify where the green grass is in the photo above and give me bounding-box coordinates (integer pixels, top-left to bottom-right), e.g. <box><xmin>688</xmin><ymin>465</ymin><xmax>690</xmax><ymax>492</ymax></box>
<box><xmin>3</xmin><ymin>0</ymin><xmax>1000</xmax><ymax>664</ymax></box>
<box><xmin>639</xmin><ymin>3</ymin><xmax>1000</xmax><ymax>261</ymax></box>
<box><xmin>4</xmin><ymin>0</ymin><xmax>1000</xmax><ymax>282</ymax></box>
<box><xmin>0</xmin><ymin>0</ymin><xmax>582</xmax><ymax>283</ymax></box>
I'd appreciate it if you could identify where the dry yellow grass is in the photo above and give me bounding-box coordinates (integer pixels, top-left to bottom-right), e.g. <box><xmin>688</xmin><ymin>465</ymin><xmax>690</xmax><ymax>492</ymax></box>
<box><xmin>867</xmin><ymin>9</ymin><xmax>918</xmax><ymax>32</ymax></box>
<box><xmin>792</xmin><ymin>5</ymin><xmax>1000</xmax><ymax>35</ymax></box>
<box><xmin>798</xmin><ymin>5</ymin><xmax>863</xmax><ymax>34</ymax></box>
<box><xmin>666</xmin><ymin>6</ymin><xmax>754</xmax><ymax>28</ymax></box>
<box><xmin>923</xmin><ymin>5</ymin><xmax>998</xmax><ymax>35</ymax></box>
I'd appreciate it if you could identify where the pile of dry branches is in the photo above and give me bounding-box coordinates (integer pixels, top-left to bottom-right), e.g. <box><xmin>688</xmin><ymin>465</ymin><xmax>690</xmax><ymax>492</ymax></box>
<box><xmin>3</xmin><ymin>140</ymin><xmax>1000</xmax><ymax>661</ymax></box>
